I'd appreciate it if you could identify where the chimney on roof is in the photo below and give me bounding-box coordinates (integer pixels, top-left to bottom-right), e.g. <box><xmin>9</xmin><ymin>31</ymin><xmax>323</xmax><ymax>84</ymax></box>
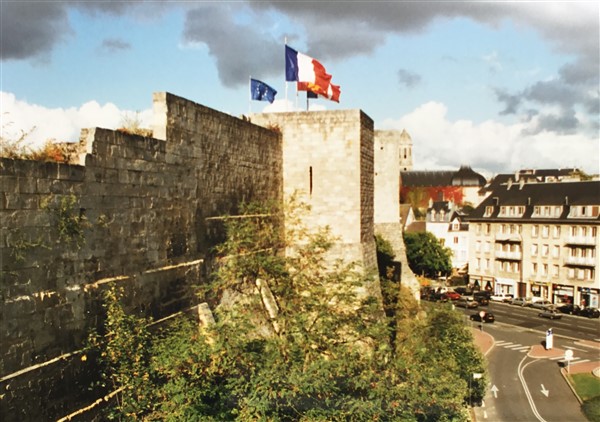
<box><xmin>493</xmin><ymin>197</ymin><xmax>499</xmax><ymax>206</ymax></box>
<box><xmin>507</xmin><ymin>179</ymin><xmax>513</xmax><ymax>190</ymax></box>
<box><xmin>519</xmin><ymin>179</ymin><xmax>525</xmax><ymax>190</ymax></box>
<box><xmin>565</xmin><ymin>196</ymin><xmax>569</xmax><ymax>205</ymax></box>
<box><xmin>515</xmin><ymin>170</ymin><xmax>520</xmax><ymax>182</ymax></box>
<box><xmin>527</xmin><ymin>197</ymin><xmax>531</xmax><ymax>206</ymax></box>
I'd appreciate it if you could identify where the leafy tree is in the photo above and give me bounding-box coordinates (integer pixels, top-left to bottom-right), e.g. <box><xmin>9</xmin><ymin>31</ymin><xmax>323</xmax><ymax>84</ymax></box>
<box><xmin>403</xmin><ymin>231</ymin><xmax>452</xmax><ymax>278</ymax></box>
<box><xmin>88</xmin><ymin>197</ymin><xmax>483</xmax><ymax>421</ymax></box>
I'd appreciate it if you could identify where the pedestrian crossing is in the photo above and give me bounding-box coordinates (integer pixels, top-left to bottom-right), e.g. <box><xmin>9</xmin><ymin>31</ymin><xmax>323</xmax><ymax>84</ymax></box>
<box><xmin>494</xmin><ymin>341</ymin><xmax>591</xmax><ymax>364</ymax></box>
<box><xmin>495</xmin><ymin>340</ymin><xmax>530</xmax><ymax>353</ymax></box>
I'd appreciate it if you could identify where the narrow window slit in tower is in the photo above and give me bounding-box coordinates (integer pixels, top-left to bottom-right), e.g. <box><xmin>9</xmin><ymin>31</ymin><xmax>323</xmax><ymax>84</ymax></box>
<box><xmin>309</xmin><ymin>166</ymin><xmax>313</xmax><ymax>196</ymax></box>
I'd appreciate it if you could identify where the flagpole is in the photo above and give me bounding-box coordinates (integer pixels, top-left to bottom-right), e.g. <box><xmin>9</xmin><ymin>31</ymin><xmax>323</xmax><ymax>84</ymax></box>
<box><xmin>284</xmin><ymin>37</ymin><xmax>288</xmax><ymax>111</ymax></box>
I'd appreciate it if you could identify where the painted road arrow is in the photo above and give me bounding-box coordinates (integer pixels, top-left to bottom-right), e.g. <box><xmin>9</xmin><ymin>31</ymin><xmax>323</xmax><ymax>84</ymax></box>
<box><xmin>490</xmin><ymin>385</ymin><xmax>499</xmax><ymax>398</ymax></box>
<box><xmin>540</xmin><ymin>384</ymin><xmax>549</xmax><ymax>397</ymax></box>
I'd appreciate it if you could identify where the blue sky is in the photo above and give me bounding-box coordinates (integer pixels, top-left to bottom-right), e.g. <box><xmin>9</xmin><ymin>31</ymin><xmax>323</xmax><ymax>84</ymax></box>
<box><xmin>1</xmin><ymin>1</ymin><xmax>598</xmax><ymax>176</ymax></box>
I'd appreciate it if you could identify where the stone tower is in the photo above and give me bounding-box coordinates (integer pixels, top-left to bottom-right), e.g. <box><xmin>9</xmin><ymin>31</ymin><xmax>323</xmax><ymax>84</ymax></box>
<box><xmin>399</xmin><ymin>129</ymin><xmax>413</xmax><ymax>171</ymax></box>
<box><xmin>250</xmin><ymin>110</ymin><xmax>378</xmax><ymax>281</ymax></box>
<box><xmin>374</xmin><ymin>130</ymin><xmax>419</xmax><ymax>296</ymax></box>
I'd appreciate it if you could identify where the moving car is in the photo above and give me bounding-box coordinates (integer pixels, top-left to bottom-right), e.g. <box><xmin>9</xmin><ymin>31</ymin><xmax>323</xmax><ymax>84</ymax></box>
<box><xmin>455</xmin><ymin>297</ymin><xmax>479</xmax><ymax>308</ymax></box>
<box><xmin>470</xmin><ymin>311</ymin><xmax>495</xmax><ymax>323</ymax></box>
<box><xmin>579</xmin><ymin>307</ymin><xmax>600</xmax><ymax>318</ymax></box>
<box><xmin>538</xmin><ymin>309</ymin><xmax>562</xmax><ymax>319</ymax></box>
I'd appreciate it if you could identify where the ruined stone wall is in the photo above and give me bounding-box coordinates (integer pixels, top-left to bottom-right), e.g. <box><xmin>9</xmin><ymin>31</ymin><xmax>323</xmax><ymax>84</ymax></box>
<box><xmin>0</xmin><ymin>92</ymin><xmax>282</xmax><ymax>421</ymax></box>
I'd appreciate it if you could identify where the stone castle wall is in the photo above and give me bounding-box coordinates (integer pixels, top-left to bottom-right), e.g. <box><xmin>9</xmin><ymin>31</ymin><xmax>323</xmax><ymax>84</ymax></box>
<box><xmin>1</xmin><ymin>92</ymin><xmax>413</xmax><ymax>420</ymax></box>
<box><xmin>0</xmin><ymin>92</ymin><xmax>282</xmax><ymax>420</ymax></box>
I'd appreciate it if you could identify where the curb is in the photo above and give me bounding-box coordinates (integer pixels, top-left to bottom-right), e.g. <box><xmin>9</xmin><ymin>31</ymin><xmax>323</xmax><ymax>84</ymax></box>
<box><xmin>560</xmin><ymin>367</ymin><xmax>584</xmax><ymax>404</ymax></box>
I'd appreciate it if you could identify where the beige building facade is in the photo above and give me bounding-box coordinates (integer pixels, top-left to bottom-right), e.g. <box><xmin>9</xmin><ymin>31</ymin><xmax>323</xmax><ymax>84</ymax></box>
<box><xmin>468</xmin><ymin>180</ymin><xmax>600</xmax><ymax>308</ymax></box>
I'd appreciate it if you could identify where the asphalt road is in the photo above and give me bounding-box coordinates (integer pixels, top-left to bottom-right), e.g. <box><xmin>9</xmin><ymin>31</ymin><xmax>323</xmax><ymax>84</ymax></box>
<box><xmin>429</xmin><ymin>299</ymin><xmax>599</xmax><ymax>421</ymax></box>
<box><xmin>478</xmin><ymin>323</ymin><xmax>589</xmax><ymax>422</ymax></box>
<box><xmin>462</xmin><ymin>301</ymin><xmax>600</xmax><ymax>342</ymax></box>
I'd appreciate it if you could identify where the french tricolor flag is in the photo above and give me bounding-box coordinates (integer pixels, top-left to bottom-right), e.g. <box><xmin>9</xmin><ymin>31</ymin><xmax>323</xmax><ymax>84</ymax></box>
<box><xmin>285</xmin><ymin>45</ymin><xmax>340</xmax><ymax>102</ymax></box>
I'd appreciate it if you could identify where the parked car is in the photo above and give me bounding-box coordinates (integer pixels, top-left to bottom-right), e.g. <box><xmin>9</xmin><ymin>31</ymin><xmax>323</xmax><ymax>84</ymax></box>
<box><xmin>455</xmin><ymin>296</ymin><xmax>479</xmax><ymax>308</ymax></box>
<box><xmin>490</xmin><ymin>293</ymin><xmax>513</xmax><ymax>302</ymax></box>
<box><xmin>556</xmin><ymin>303</ymin><xmax>582</xmax><ymax>315</ymax></box>
<box><xmin>530</xmin><ymin>300</ymin><xmax>553</xmax><ymax>309</ymax></box>
<box><xmin>579</xmin><ymin>307</ymin><xmax>600</xmax><ymax>318</ymax></box>
<box><xmin>470</xmin><ymin>311</ymin><xmax>495</xmax><ymax>323</ymax></box>
<box><xmin>511</xmin><ymin>297</ymin><xmax>532</xmax><ymax>307</ymax></box>
<box><xmin>538</xmin><ymin>309</ymin><xmax>563</xmax><ymax>319</ymax></box>
<box><xmin>473</xmin><ymin>291</ymin><xmax>491</xmax><ymax>305</ymax></box>
<box><xmin>444</xmin><ymin>291</ymin><xmax>461</xmax><ymax>301</ymax></box>
<box><xmin>473</xmin><ymin>290</ymin><xmax>492</xmax><ymax>305</ymax></box>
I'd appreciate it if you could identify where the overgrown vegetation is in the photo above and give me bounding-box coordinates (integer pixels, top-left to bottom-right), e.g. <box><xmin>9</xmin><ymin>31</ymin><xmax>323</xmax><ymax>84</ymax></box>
<box><xmin>403</xmin><ymin>231</ymin><xmax>453</xmax><ymax>278</ymax></box>
<box><xmin>117</xmin><ymin>112</ymin><xmax>152</xmax><ymax>137</ymax></box>
<box><xmin>86</xmin><ymin>197</ymin><xmax>486</xmax><ymax>421</ymax></box>
<box><xmin>42</xmin><ymin>194</ymin><xmax>90</xmax><ymax>249</ymax></box>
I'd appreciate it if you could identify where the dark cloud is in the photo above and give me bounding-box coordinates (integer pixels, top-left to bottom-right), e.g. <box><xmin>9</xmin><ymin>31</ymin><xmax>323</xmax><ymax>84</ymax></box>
<box><xmin>0</xmin><ymin>2</ymin><xmax>71</xmax><ymax>60</ymax></box>
<box><xmin>494</xmin><ymin>88</ymin><xmax>522</xmax><ymax>115</ymax></box>
<box><xmin>522</xmin><ymin>109</ymin><xmax>579</xmax><ymax>136</ymax></box>
<box><xmin>2</xmin><ymin>0</ymin><xmax>597</xmax><ymax>134</ymax></box>
<box><xmin>182</xmin><ymin>5</ymin><xmax>281</xmax><ymax>87</ymax></box>
<box><xmin>397</xmin><ymin>69</ymin><xmax>421</xmax><ymax>88</ymax></box>
<box><xmin>100</xmin><ymin>38</ymin><xmax>131</xmax><ymax>53</ymax></box>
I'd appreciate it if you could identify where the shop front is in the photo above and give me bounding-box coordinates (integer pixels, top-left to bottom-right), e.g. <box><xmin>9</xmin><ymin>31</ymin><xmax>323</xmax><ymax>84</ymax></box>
<box><xmin>531</xmin><ymin>282</ymin><xmax>551</xmax><ymax>301</ymax></box>
<box><xmin>495</xmin><ymin>277</ymin><xmax>517</xmax><ymax>296</ymax></box>
<box><xmin>579</xmin><ymin>287</ymin><xmax>599</xmax><ymax>308</ymax></box>
<box><xmin>552</xmin><ymin>284</ymin><xmax>574</xmax><ymax>305</ymax></box>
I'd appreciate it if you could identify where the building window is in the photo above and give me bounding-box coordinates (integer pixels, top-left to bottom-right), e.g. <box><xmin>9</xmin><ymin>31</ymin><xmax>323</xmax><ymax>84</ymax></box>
<box><xmin>531</xmin><ymin>244</ymin><xmax>538</xmax><ymax>255</ymax></box>
<box><xmin>484</xmin><ymin>206</ymin><xmax>493</xmax><ymax>217</ymax></box>
<box><xmin>542</xmin><ymin>244</ymin><xmax>549</xmax><ymax>257</ymax></box>
<box><xmin>476</xmin><ymin>258</ymin><xmax>481</xmax><ymax>270</ymax></box>
<box><xmin>553</xmin><ymin>226</ymin><xmax>560</xmax><ymax>238</ymax></box>
<box><xmin>542</xmin><ymin>264</ymin><xmax>548</xmax><ymax>276</ymax></box>
<box><xmin>453</xmin><ymin>236</ymin><xmax>459</xmax><ymax>244</ymax></box>
<box><xmin>570</xmin><ymin>226</ymin><xmax>578</xmax><ymax>236</ymax></box>
<box><xmin>593</xmin><ymin>227</ymin><xmax>597</xmax><ymax>237</ymax></box>
<box><xmin>485</xmin><ymin>241</ymin><xmax>491</xmax><ymax>252</ymax></box>
<box><xmin>475</xmin><ymin>241</ymin><xmax>481</xmax><ymax>252</ymax></box>
<box><xmin>485</xmin><ymin>224</ymin><xmax>491</xmax><ymax>234</ymax></box>
<box><xmin>542</xmin><ymin>225</ymin><xmax>549</xmax><ymax>238</ymax></box>
<box><xmin>568</xmin><ymin>268</ymin><xmax>575</xmax><ymax>278</ymax></box>
<box><xmin>532</xmin><ymin>262</ymin><xmax>538</xmax><ymax>274</ymax></box>
<box><xmin>532</xmin><ymin>225</ymin><xmax>539</xmax><ymax>237</ymax></box>
<box><xmin>554</xmin><ymin>206</ymin><xmax>562</xmax><ymax>216</ymax></box>
<box><xmin>552</xmin><ymin>245</ymin><xmax>560</xmax><ymax>258</ymax></box>
<box><xmin>552</xmin><ymin>265</ymin><xmax>559</xmax><ymax>277</ymax></box>
<box><xmin>476</xmin><ymin>224</ymin><xmax>481</xmax><ymax>234</ymax></box>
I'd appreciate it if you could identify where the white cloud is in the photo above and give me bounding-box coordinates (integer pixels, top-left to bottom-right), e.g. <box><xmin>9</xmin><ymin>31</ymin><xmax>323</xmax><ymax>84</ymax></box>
<box><xmin>3</xmin><ymin>93</ymin><xmax>596</xmax><ymax>176</ymax></box>
<box><xmin>380</xmin><ymin>101</ymin><xmax>599</xmax><ymax>175</ymax></box>
<box><xmin>1</xmin><ymin>92</ymin><xmax>152</xmax><ymax>148</ymax></box>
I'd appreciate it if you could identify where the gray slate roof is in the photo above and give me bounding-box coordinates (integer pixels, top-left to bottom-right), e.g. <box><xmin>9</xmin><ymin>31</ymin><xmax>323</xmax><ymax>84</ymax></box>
<box><xmin>468</xmin><ymin>181</ymin><xmax>600</xmax><ymax>222</ymax></box>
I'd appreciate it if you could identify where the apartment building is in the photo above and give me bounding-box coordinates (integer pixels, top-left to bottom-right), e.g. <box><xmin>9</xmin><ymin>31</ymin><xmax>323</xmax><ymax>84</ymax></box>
<box><xmin>426</xmin><ymin>199</ymin><xmax>469</xmax><ymax>270</ymax></box>
<box><xmin>467</xmin><ymin>180</ymin><xmax>600</xmax><ymax>308</ymax></box>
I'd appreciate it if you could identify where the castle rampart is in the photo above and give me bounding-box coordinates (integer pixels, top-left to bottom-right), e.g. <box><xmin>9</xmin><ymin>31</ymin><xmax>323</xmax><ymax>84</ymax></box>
<box><xmin>1</xmin><ymin>93</ymin><xmax>282</xmax><ymax>420</ymax></box>
<box><xmin>1</xmin><ymin>92</ymin><xmax>414</xmax><ymax>420</ymax></box>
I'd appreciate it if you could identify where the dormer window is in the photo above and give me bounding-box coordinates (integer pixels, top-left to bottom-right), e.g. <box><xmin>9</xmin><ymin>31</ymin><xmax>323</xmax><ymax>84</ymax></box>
<box><xmin>484</xmin><ymin>206</ymin><xmax>493</xmax><ymax>217</ymax></box>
